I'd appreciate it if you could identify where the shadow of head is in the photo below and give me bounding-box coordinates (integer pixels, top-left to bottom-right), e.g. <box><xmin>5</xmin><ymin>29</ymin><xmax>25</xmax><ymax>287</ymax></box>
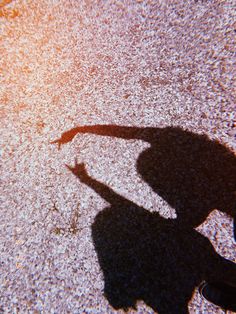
<box><xmin>137</xmin><ymin>126</ymin><xmax>236</xmax><ymax>228</ymax></box>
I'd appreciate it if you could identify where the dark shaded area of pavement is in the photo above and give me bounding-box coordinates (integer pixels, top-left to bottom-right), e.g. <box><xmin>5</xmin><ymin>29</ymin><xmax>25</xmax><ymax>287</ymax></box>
<box><xmin>54</xmin><ymin>125</ymin><xmax>236</xmax><ymax>313</ymax></box>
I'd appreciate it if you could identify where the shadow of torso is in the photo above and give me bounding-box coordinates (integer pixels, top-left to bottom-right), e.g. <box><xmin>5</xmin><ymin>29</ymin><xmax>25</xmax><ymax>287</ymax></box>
<box><xmin>92</xmin><ymin>202</ymin><xmax>234</xmax><ymax>313</ymax></box>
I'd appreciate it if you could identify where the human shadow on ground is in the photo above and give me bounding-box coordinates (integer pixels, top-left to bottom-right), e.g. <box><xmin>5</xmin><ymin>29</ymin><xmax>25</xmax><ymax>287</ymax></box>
<box><xmin>52</xmin><ymin>125</ymin><xmax>236</xmax><ymax>312</ymax></box>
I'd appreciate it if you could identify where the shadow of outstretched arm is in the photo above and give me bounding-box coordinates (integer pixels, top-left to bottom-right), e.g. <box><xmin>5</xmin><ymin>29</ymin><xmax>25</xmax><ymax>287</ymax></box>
<box><xmin>51</xmin><ymin>125</ymin><xmax>160</xmax><ymax>148</ymax></box>
<box><xmin>66</xmin><ymin>160</ymin><xmax>137</xmax><ymax>208</ymax></box>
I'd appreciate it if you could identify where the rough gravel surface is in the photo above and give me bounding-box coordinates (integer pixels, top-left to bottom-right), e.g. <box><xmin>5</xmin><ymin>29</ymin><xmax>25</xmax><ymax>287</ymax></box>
<box><xmin>1</xmin><ymin>0</ymin><xmax>236</xmax><ymax>313</ymax></box>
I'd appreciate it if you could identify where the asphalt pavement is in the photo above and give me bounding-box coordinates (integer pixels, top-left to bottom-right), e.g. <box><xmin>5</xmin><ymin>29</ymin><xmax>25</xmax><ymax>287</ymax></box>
<box><xmin>1</xmin><ymin>0</ymin><xmax>235</xmax><ymax>313</ymax></box>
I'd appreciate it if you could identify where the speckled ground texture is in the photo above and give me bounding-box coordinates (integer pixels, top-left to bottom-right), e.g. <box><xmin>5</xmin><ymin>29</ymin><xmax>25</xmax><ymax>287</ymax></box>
<box><xmin>1</xmin><ymin>0</ymin><xmax>236</xmax><ymax>313</ymax></box>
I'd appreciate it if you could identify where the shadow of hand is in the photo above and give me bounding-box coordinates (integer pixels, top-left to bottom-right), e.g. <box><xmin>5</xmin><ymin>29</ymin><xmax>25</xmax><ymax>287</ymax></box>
<box><xmin>51</xmin><ymin>129</ymin><xmax>80</xmax><ymax>149</ymax></box>
<box><xmin>65</xmin><ymin>160</ymin><xmax>89</xmax><ymax>183</ymax></box>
